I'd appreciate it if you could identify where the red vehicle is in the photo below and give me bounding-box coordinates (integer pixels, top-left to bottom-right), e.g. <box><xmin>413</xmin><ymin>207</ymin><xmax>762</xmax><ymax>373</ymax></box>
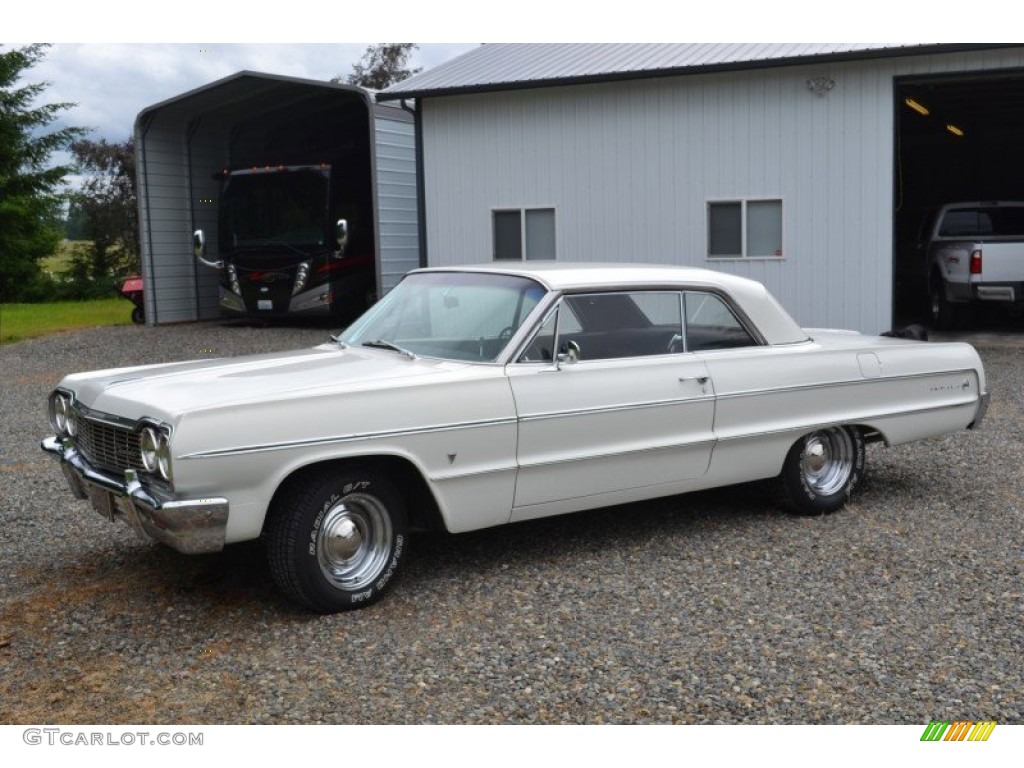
<box><xmin>120</xmin><ymin>275</ymin><xmax>145</xmax><ymax>325</ymax></box>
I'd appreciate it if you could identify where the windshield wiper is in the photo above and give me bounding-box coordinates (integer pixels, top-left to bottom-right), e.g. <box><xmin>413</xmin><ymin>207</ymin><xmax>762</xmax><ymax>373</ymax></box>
<box><xmin>362</xmin><ymin>339</ymin><xmax>417</xmax><ymax>360</ymax></box>
<box><xmin>329</xmin><ymin>334</ymin><xmax>348</xmax><ymax>349</ymax></box>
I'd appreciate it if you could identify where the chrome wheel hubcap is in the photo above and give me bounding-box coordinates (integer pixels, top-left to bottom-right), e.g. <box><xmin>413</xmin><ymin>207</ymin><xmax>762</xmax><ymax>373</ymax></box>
<box><xmin>317</xmin><ymin>494</ymin><xmax>392</xmax><ymax>591</ymax></box>
<box><xmin>800</xmin><ymin>429</ymin><xmax>854</xmax><ymax>496</ymax></box>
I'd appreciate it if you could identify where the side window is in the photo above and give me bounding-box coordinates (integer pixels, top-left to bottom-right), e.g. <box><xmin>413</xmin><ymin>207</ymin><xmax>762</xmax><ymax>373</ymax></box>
<box><xmin>520</xmin><ymin>292</ymin><xmax>683</xmax><ymax>362</ymax></box>
<box><xmin>683</xmin><ymin>292</ymin><xmax>756</xmax><ymax>351</ymax></box>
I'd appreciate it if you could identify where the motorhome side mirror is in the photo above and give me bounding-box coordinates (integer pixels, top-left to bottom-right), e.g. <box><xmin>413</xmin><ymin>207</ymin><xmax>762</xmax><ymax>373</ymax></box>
<box><xmin>335</xmin><ymin>219</ymin><xmax>349</xmax><ymax>257</ymax></box>
<box><xmin>192</xmin><ymin>229</ymin><xmax>223</xmax><ymax>269</ymax></box>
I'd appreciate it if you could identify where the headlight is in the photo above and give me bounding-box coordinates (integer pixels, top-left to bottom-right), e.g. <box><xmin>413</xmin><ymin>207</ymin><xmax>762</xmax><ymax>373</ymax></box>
<box><xmin>139</xmin><ymin>427</ymin><xmax>160</xmax><ymax>472</ymax></box>
<box><xmin>139</xmin><ymin>424</ymin><xmax>173</xmax><ymax>482</ymax></box>
<box><xmin>293</xmin><ymin>261</ymin><xmax>311</xmax><ymax>295</ymax></box>
<box><xmin>227</xmin><ymin>264</ymin><xmax>242</xmax><ymax>295</ymax></box>
<box><xmin>156</xmin><ymin>432</ymin><xmax>173</xmax><ymax>482</ymax></box>
<box><xmin>51</xmin><ymin>392</ymin><xmax>72</xmax><ymax>437</ymax></box>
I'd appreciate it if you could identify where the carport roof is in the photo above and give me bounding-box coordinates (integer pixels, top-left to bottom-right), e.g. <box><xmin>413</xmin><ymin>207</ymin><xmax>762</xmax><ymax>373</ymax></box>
<box><xmin>379</xmin><ymin>43</ymin><xmax>1022</xmax><ymax>100</ymax></box>
<box><xmin>135</xmin><ymin>70</ymin><xmax>374</xmax><ymax>131</ymax></box>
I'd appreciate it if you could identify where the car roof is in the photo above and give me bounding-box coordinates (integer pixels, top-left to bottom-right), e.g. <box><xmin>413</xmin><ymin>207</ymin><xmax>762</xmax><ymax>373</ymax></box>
<box><xmin>410</xmin><ymin>262</ymin><xmax>810</xmax><ymax>345</ymax></box>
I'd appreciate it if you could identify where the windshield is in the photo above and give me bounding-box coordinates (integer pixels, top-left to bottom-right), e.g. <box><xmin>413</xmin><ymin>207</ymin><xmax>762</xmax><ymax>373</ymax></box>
<box><xmin>340</xmin><ymin>271</ymin><xmax>547</xmax><ymax>362</ymax></box>
<box><xmin>219</xmin><ymin>166</ymin><xmax>330</xmax><ymax>252</ymax></box>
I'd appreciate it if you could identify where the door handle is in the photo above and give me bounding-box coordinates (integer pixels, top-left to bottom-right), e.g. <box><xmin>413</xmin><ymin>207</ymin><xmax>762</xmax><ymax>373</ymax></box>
<box><xmin>679</xmin><ymin>376</ymin><xmax>709</xmax><ymax>385</ymax></box>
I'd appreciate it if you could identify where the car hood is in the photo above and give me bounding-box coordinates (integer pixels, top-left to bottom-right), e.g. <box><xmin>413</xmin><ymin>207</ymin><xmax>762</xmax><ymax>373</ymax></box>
<box><xmin>60</xmin><ymin>344</ymin><xmax>474</xmax><ymax>423</ymax></box>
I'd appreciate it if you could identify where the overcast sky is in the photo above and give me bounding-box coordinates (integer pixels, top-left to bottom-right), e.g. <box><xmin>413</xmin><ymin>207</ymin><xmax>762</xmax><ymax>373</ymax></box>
<box><xmin>6</xmin><ymin>2</ymin><xmax>983</xmax><ymax>167</ymax></box>
<box><xmin>26</xmin><ymin>43</ymin><xmax>479</xmax><ymax>143</ymax></box>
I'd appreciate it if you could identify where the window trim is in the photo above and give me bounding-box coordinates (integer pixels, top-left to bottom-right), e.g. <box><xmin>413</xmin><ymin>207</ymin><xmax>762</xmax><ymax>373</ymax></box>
<box><xmin>706</xmin><ymin>197</ymin><xmax>784</xmax><ymax>261</ymax></box>
<box><xmin>492</xmin><ymin>206</ymin><xmax>557</xmax><ymax>261</ymax></box>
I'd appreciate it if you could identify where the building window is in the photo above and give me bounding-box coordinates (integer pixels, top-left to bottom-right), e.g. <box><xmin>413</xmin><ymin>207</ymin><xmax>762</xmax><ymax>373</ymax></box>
<box><xmin>708</xmin><ymin>199</ymin><xmax>782</xmax><ymax>258</ymax></box>
<box><xmin>493</xmin><ymin>208</ymin><xmax>556</xmax><ymax>261</ymax></box>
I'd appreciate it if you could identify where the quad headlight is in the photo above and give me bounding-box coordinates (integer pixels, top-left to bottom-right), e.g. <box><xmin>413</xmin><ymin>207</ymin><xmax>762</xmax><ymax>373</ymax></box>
<box><xmin>227</xmin><ymin>263</ymin><xmax>242</xmax><ymax>295</ymax></box>
<box><xmin>293</xmin><ymin>260</ymin><xmax>311</xmax><ymax>296</ymax></box>
<box><xmin>139</xmin><ymin>424</ymin><xmax>173</xmax><ymax>482</ymax></box>
<box><xmin>50</xmin><ymin>391</ymin><xmax>75</xmax><ymax>438</ymax></box>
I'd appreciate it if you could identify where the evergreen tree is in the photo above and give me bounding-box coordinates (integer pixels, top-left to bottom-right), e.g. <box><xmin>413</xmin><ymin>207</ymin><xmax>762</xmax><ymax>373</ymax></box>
<box><xmin>0</xmin><ymin>43</ymin><xmax>86</xmax><ymax>301</ymax></box>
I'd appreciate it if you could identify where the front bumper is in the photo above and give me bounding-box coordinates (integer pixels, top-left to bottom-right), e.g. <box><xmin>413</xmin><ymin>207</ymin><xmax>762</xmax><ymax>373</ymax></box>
<box><xmin>41</xmin><ymin>436</ymin><xmax>228</xmax><ymax>554</ymax></box>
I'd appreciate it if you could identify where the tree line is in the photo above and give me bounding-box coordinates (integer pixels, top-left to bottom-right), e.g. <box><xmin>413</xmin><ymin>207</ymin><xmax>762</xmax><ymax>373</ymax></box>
<box><xmin>0</xmin><ymin>43</ymin><xmax>420</xmax><ymax>304</ymax></box>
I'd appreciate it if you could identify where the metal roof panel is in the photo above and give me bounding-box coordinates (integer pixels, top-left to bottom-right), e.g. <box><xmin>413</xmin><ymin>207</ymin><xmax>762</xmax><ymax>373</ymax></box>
<box><xmin>379</xmin><ymin>43</ymin><xmax>1018</xmax><ymax>100</ymax></box>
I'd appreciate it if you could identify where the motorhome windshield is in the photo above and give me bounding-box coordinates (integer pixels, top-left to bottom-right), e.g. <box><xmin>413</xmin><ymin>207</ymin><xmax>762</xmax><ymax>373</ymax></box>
<box><xmin>219</xmin><ymin>166</ymin><xmax>330</xmax><ymax>253</ymax></box>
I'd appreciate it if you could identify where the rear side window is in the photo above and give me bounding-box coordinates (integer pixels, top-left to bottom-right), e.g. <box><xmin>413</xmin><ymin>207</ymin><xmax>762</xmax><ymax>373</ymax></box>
<box><xmin>683</xmin><ymin>292</ymin><xmax>757</xmax><ymax>351</ymax></box>
<box><xmin>939</xmin><ymin>207</ymin><xmax>1024</xmax><ymax>237</ymax></box>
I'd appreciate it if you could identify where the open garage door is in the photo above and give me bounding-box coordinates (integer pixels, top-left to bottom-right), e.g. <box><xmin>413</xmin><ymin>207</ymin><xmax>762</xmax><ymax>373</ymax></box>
<box><xmin>893</xmin><ymin>71</ymin><xmax>1024</xmax><ymax>326</ymax></box>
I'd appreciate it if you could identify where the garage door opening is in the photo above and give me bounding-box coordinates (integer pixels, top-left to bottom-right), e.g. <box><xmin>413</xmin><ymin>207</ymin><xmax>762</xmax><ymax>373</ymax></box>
<box><xmin>893</xmin><ymin>70</ymin><xmax>1024</xmax><ymax>327</ymax></box>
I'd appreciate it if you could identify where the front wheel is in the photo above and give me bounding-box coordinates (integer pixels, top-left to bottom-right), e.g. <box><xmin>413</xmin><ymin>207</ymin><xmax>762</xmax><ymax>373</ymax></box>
<box><xmin>776</xmin><ymin>427</ymin><xmax>865</xmax><ymax>515</ymax></box>
<box><xmin>265</xmin><ymin>466</ymin><xmax>408</xmax><ymax>612</ymax></box>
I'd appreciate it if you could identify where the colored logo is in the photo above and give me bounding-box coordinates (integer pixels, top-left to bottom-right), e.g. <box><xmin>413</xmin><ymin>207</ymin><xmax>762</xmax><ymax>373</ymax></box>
<box><xmin>921</xmin><ymin>721</ymin><xmax>996</xmax><ymax>742</ymax></box>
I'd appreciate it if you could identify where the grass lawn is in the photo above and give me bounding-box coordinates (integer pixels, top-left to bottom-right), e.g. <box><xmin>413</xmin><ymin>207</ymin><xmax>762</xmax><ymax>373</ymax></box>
<box><xmin>0</xmin><ymin>298</ymin><xmax>133</xmax><ymax>344</ymax></box>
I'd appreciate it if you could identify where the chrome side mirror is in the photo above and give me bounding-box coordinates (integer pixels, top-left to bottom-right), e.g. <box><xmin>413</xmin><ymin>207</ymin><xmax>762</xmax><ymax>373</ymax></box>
<box><xmin>334</xmin><ymin>218</ymin><xmax>349</xmax><ymax>258</ymax></box>
<box><xmin>193</xmin><ymin>229</ymin><xmax>222</xmax><ymax>269</ymax></box>
<box><xmin>555</xmin><ymin>339</ymin><xmax>580</xmax><ymax>369</ymax></box>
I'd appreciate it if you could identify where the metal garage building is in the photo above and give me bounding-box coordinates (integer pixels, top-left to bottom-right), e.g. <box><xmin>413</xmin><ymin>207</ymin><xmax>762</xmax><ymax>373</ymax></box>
<box><xmin>135</xmin><ymin>72</ymin><xmax>419</xmax><ymax>324</ymax></box>
<box><xmin>379</xmin><ymin>43</ymin><xmax>1024</xmax><ymax>332</ymax></box>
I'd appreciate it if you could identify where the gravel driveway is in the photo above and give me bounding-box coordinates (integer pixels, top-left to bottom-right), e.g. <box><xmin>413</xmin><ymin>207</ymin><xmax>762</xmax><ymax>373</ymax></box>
<box><xmin>1</xmin><ymin>321</ymin><xmax>1021</xmax><ymax>724</ymax></box>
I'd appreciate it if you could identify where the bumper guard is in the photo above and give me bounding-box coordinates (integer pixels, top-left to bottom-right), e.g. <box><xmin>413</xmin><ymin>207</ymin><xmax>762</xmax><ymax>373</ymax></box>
<box><xmin>41</xmin><ymin>436</ymin><xmax>228</xmax><ymax>554</ymax></box>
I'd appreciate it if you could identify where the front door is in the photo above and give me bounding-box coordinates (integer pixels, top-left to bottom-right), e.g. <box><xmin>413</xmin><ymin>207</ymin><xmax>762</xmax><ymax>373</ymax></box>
<box><xmin>506</xmin><ymin>290</ymin><xmax>716</xmax><ymax>518</ymax></box>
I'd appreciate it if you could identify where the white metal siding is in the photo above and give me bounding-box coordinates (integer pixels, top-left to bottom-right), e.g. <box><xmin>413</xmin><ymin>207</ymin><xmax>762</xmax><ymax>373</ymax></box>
<box><xmin>135</xmin><ymin>125</ymin><xmax>205</xmax><ymax>324</ymax></box>
<box><xmin>373</xmin><ymin>114</ymin><xmax>420</xmax><ymax>294</ymax></box>
<box><xmin>420</xmin><ymin>49</ymin><xmax>1024</xmax><ymax>332</ymax></box>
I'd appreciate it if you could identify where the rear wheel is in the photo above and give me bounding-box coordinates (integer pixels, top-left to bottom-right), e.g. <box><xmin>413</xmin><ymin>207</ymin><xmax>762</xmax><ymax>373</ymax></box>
<box><xmin>266</xmin><ymin>466</ymin><xmax>408</xmax><ymax>612</ymax></box>
<box><xmin>131</xmin><ymin>306</ymin><xmax>145</xmax><ymax>325</ymax></box>
<box><xmin>776</xmin><ymin>427</ymin><xmax>865</xmax><ymax>515</ymax></box>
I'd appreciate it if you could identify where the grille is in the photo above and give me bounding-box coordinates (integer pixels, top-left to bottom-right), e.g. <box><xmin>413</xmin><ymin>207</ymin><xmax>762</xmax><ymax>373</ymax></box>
<box><xmin>71</xmin><ymin>412</ymin><xmax>144</xmax><ymax>475</ymax></box>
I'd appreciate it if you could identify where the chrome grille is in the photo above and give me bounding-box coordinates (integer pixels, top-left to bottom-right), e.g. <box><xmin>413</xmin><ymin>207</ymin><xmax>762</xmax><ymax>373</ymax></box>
<box><xmin>71</xmin><ymin>412</ymin><xmax>144</xmax><ymax>474</ymax></box>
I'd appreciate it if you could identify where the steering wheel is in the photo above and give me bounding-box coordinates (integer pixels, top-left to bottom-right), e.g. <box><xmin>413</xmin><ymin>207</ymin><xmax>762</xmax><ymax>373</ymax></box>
<box><xmin>498</xmin><ymin>326</ymin><xmax>515</xmax><ymax>341</ymax></box>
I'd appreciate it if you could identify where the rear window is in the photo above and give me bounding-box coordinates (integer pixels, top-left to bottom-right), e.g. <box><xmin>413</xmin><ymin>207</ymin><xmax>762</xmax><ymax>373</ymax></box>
<box><xmin>938</xmin><ymin>206</ymin><xmax>1024</xmax><ymax>237</ymax></box>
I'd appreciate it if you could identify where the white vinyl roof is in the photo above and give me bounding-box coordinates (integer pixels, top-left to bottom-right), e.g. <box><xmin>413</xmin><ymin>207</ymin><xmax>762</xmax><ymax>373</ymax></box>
<box><xmin>380</xmin><ymin>43</ymin><xmax>1015</xmax><ymax>100</ymax></box>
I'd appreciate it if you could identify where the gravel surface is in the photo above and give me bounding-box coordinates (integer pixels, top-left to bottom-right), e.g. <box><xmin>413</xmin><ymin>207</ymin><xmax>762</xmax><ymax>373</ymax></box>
<box><xmin>1</xmin><ymin>320</ymin><xmax>1021</xmax><ymax>725</ymax></box>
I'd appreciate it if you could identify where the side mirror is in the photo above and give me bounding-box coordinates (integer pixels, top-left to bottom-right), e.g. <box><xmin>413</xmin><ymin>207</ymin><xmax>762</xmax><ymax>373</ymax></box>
<box><xmin>192</xmin><ymin>229</ymin><xmax>222</xmax><ymax>269</ymax></box>
<box><xmin>555</xmin><ymin>339</ymin><xmax>580</xmax><ymax>369</ymax></box>
<box><xmin>334</xmin><ymin>219</ymin><xmax>349</xmax><ymax>258</ymax></box>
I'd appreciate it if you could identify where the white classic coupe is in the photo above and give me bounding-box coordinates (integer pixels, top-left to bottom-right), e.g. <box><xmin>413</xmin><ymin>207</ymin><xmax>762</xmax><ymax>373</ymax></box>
<box><xmin>43</xmin><ymin>264</ymin><xmax>989</xmax><ymax>612</ymax></box>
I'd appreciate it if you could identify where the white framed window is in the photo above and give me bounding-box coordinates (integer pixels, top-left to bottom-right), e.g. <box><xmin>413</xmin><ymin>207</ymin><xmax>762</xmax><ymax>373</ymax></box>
<box><xmin>707</xmin><ymin>199</ymin><xmax>783</xmax><ymax>259</ymax></box>
<box><xmin>493</xmin><ymin>207</ymin><xmax>556</xmax><ymax>261</ymax></box>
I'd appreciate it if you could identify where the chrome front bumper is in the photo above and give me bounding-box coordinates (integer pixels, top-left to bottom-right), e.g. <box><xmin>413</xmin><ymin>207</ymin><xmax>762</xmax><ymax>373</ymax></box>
<box><xmin>41</xmin><ymin>436</ymin><xmax>228</xmax><ymax>554</ymax></box>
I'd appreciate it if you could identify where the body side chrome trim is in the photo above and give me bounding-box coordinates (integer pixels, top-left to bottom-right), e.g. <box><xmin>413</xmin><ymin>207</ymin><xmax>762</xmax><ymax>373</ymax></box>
<box><xmin>178</xmin><ymin>416</ymin><xmax>519</xmax><ymax>460</ymax></box>
<box><xmin>518</xmin><ymin>394</ymin><xmax>716</xmax><ymax>423</ymax></box>
<box><xmin>714</xmin><ymin>368</ymin><xmax>981</xmax><ymax>401</ymax></box>
<box><xmin>714</xmin><ymin>397</ymin><xmax>982</xmax><ymax>442</ymax></box>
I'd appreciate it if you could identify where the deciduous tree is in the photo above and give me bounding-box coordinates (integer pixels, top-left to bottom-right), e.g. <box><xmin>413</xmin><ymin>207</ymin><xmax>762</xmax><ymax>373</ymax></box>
<box><xmin>69</xmin><ymin>137</ymin><xmax>139</xmax><ymax>277</ymax></box>
<box><xmin>342</xmin><ymin>44</ymin><xmax>421</xmax><ymax>90</ymax></box>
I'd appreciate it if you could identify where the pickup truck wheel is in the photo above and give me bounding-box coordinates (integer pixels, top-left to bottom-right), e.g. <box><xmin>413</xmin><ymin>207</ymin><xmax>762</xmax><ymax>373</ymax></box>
<box><xmin>777</xmin><ymin>427</ymin><xmax>865</xmax><ymax>515</ymax></box>
<box><xmin>929</xmin><ymin>279</ymin><xmax>957</xmax><ymax>330</ymax></box>
<box><xmin>266</xmin><ymin>467</ymin><xmax>408</xmax><ymax>613</ymax></box>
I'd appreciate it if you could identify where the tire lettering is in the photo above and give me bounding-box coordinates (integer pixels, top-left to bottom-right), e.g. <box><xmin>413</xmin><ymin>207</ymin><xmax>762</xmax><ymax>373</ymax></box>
<box><xmin>375</xmin><ymin>535</ymin><xmax>405</xmax><ymax>590</ymax></box>
<box><xmin>350</xmin><ymin>589</ymin><xmax>373</xmax><ymax>603</ymax></box>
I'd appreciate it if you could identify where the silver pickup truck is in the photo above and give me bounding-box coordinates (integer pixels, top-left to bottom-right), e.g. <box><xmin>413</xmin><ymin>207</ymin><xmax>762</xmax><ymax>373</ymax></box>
<box><xmin>925</xmin><ymin>201</ymin><xmax>1024</xmax><ymax>329</ymax></box>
